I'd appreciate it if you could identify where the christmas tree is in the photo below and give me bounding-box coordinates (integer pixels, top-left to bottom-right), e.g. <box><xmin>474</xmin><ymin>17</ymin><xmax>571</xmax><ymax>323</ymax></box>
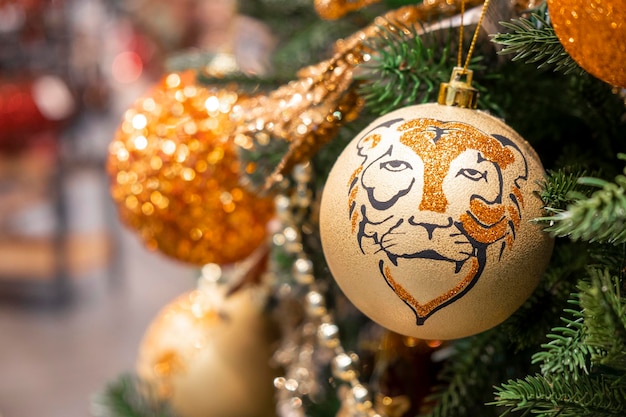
<box><xmin>93</xmin><ymin>0</ymin><xmax>626</xmax><ymax>416</ymax></box>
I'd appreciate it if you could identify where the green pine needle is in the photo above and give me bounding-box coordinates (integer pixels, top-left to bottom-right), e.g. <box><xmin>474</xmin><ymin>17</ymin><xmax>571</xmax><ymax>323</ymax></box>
<box><xmin>91</xmin><ymin>373</ymin><xmax>176</xmax><ymax>417</ymax></box>
<box><xmin>530</xmin><ymin>303</ymin><xmax>598</xmax><ymax>381</ymax></box>
<box><xmin>492</xmin><ymin>373</ymin><xmax>626</xmax><ymax>417</ymax></box>
<box><xmin>355</xmin><ymin>23</ymin><xmax>457</xmax><ymax>116</ymax></box>
<box><xmin>579</xmin><ymin>268</ymin><xmax>626</xmax><ymax>373</ymax></box>
<box><xmin>492</xmin><ymin>266</ymin><xmax>626</xmax><ymax>416</ymax></box>
<box><xmin>539</xmin><ymin>167</ymin><xmax>594</xmax><ymax>211</ymax></box>
<box><xmin>491</xmin><ymin>9</ymin><xmax>581</xmax><ymax>75</ymax></box>
<box><xmin>538</xmin><ymin>155</ymin><xmax>626</xmax><ymax>244</ymax></box>
<box><xmin>422</xmin><ymin>330</ymin><xmax>513</xmax><ymax>417</ymax></box>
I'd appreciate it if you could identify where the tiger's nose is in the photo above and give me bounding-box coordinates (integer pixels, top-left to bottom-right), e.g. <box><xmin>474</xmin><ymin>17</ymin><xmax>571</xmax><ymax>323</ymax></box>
<box><xmin>418</xmin><ymin>186</ymin><xmax>448</xmax><ymax>213</ymax></box>
<box><xmin>408</xmin><ymin>216</ymin><xmax>453</xmax><ymax>239</ymax></box>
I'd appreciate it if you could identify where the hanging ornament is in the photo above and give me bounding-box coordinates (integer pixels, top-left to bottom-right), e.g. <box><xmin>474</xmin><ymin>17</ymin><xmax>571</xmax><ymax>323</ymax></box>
<box><xmin>136</xmin><ymin>284</ymin><xmax>280</xmax><ymax>417</ymax></box>
<box><xmin>320</xmin><ymin>64</ymin><xmax>554</xmax><ymax>340</ymax></box>
<box><xmin>547</xmin><ymin>0</ymin><xmax>626</xmax><ymax>88</ymax></box>
<box><xmin>314</xmin><ymin>0</ymin><xmax>382</xmax><ymax>20</ymax></box>
<box><xmin>107</xmin><ymin>70</ymin><xmax>275</xmax><ymax>265</ymax></box>
<box><xmin>320</xmin><ymin>0</ymin><xmax>553</xmax><ymax>340</ymax></box>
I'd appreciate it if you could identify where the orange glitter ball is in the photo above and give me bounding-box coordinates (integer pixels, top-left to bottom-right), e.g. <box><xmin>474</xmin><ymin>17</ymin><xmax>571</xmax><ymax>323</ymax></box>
<box><xmin>314</xmin><ymin>0</ymin><xmax>381</xmax><ymax>20</ymax></box>
<box><xmin>548</xmin><ymin>0</ymin><xmax>626</xmax><ymax>87</ymax></box>
<box><xmin>107</xmin><ymin>71</ymin><xmax>274</xmax><ymax>265</ymax></box>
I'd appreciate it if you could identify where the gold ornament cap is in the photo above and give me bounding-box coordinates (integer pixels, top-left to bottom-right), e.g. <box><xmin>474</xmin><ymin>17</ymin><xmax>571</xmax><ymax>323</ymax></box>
<box><xmin>438</xmin><ymin>67</ymin><xmax>479</xmax><ymax>109</ymax></box>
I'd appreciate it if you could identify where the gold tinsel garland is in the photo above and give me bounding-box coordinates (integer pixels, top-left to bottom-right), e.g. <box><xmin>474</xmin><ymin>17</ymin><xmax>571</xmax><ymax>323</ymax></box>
<box><xmin>235</xmin><ymin>0</ymin><xmax>487</xmax><ymax>191</ymax></box>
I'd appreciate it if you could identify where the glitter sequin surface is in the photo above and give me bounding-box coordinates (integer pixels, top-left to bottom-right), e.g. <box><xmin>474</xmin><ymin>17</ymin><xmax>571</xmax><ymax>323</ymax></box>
<box><xmin>136</xmin><ymin>287</ymin><xmax>279</xmax><ymax>417</ymax></box>
<box><xmin>107</xmin><ymin>71</ymin><xmax>274</xmax><ymax>265</ymax></box>
<box><xmin>314</xmin><ymin>0</ymin><xmax>382</xmax><ymax>20</ymax></box>
<box><xmin>548</xmin><ymin>0</ymin><xmax>626</xmax><ymax>87</ymax></box>
<box><xmin>320</xmin><ymin>103</ymin><xmax>554</xmax><ymax>339</ymax></box>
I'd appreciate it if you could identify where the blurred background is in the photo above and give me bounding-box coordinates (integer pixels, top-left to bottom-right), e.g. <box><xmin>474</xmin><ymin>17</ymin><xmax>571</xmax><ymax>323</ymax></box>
<box><xmin>0</xmin><ymin>0</ymin><xmax>214</xmax><ymax>415</ymax></box>
<box><xmin>2</xmin><ymin>0</ymin><xmax>625</xmax><ymax>416</ymax></box>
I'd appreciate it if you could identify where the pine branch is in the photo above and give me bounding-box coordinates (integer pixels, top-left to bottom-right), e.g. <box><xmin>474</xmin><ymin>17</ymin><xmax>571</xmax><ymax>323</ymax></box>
<box><xmin>497</xmin><ymin>241</ymin><xmax>589</xmax><ymax>352</ymax></box>
<box><xmin>492</xmin><ymin>265</ymin><xmax>626</xmax><ymax>416</ymax></box>
<box><xmin>579</xmin><ymin>267</ymin><xmax>626</xmax><ymax>373</ymax></box>
<box><xmin>422</xmin><ymin>330</ymin><xmax>513</xmax><ymax>417</ymax></box>
<box><xmin>530</xmin><ymin>302</ymin><xmax>599</xmax><ymax>381</ymax></box>
<box><xmin>91</xmin><ymin>373</ymin><xmax>176</xmax><ymax>417</ymax></box>
<box><xmin>538</xmin><ymin>156</ymin><xmax>626</xmax><ymax>244</ymax></box>
<box><xmin>271</xmin><ymin>17</ymin><xmax>365</xmax><ymax>78</ymax></box>
<box><xmin>539</xmin><ymin>167</ymin><xmax>593</xmax><ymax>211</ymax></box>
<box><xmin>492</xmin><ymin>373</ymin><xmax>626</xmax><ymax>417</ymax></box>
<box><xmin>490</xmin><ymin>9</ymin><xmax>581</xmax><ymax>75</ymax></box>
<box><xmin>355</xmin><ymin>23</ymin><xmax>458</xmax><ymax>116</ymax></box>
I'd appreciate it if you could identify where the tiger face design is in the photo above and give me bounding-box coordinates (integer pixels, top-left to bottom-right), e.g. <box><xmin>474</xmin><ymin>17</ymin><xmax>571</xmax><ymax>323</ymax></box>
<box><xmin>348</xmin><ymin>117</ymin><xmax>528</xmax><ymax>325</ymax></box>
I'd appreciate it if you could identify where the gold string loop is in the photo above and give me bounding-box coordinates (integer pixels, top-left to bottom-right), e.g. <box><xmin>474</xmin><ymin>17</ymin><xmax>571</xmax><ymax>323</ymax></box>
<box><xmin>439</xmin><ymin>0</ymin><xmax>491</xmax><ymax>108</ymax></box>
<box><xmin>461</xmin><ymin>0</ymin><xmax>491</xmax><ymax>73</ymax></box>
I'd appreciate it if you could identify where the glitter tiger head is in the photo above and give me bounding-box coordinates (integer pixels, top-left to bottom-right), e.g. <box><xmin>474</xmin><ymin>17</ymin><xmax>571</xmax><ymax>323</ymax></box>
<box><xmin>347</xmin><ymin>117</ymin><xmax>529</xmax><ymax>324</ymax></box>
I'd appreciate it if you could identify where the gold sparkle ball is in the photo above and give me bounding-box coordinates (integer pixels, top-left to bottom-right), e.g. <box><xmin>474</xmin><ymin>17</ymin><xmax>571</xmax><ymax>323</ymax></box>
<box><xmin>314</xmin><ymin>0</ymin><xmax>381</xmax><ymax>20</ymax></box>
<box><xmin>548</xmin><ymin>0</ymin><xmax>626</xmax><ymax>87</ymax></box>
<box><xmin>136</xmin><ymin>287</ymin><xmax>279</xmax><ymax>417</ymax></box>
<box><xmin>320</xmin><ymin>103</ymin><xmax>554</xmax><ymax>340</ymax></box>
<box><xmin>107</xmin><ymin>71</ymin><xmax>274</xmax><ymax>265</ymax></box>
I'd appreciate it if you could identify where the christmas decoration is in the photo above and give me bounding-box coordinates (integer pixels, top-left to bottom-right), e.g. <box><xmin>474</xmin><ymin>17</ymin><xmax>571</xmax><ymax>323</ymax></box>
<box><xmin>269</xmin><ymin>162</ymin><xmax>384</xmax><ymax>417</ymax></box>
<box><xmin>236</xmin><ymin>0</ymin><xmax>483</xmax><ymax>191</ymax></box>
<box><xmin>314</xmin><ymin>0</ymin><xmax>382</xmax><ymax>20</ymax></box>
<box><xmin>320</xmin><ymin>92</ymin><xmax>553</xmax><ymax>340</ymax></box>
<box><xmin>136</xmin><ymin>283</ymin><xmax>279</xmax><ymax>417</ymax></box>
<box><xmin>91</xmin><ymin>1</ymin><xmax>626</xmax><ymax>417</ymax></box>
<box><xmin>547</xmin><ymin>0</ymin><xmax>626</xmax><ymax>88</ymax></box>
<box><xmin>107</xmin><ymin>70</ymin><xmax>274</xmax><ymax>265</ymax></box>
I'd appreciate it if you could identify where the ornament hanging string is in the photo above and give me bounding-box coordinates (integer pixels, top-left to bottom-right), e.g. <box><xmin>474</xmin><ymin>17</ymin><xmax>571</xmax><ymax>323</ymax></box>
<box><xmin>457</xmin><ymin>0</ymin><xmax>492</xmax><ymax>74</ymax></box>
<box><xmin>439</xmin><ymin>0</ymin><xmax>491</xmax><ymax>108</ymax></box>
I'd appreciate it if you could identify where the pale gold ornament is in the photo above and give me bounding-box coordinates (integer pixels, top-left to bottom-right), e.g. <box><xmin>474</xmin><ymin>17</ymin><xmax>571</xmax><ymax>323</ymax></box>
<box><xmin>314</xmin><ymin>0</ymin><xmax>382</xmax><ymax>20</ymax></box>
<box><xmin>320</xmin><ymin>103</ymin><xmax>553</xmax><ymax>340</ymax></box>
<box><xmin>136</xmin><ymin>286</ymin><xmax>279</xmax><ymax>417</ymax></box>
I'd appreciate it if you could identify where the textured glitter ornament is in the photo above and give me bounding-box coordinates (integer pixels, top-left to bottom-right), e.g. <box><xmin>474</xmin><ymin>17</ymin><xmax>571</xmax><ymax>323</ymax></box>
<box><xmin>107</xmin><ymin>71</ymin><xmax>274</xmax><ymax>265</ymax></box>
<box><xmin>548</xmin><ymin>0</ymin><xmax>626</xmax><ymax>87</ymax></box>
<box><xmin>136</xmin><ymin>286</ymin><xmax>279</xmax><ymax>417</ymax></box>
<box><xmin>314</xmin><ymin>0</ymin><xmax>382</xmax><ymax>20</ymax></box>
<box><xmin>320</xmin><ymin>103</ymin><xmax>553</xmax><ymax>340</ymax></box>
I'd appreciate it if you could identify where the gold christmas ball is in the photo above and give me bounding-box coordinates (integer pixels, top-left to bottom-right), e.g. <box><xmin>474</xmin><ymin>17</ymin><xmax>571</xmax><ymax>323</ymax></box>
<box><xmin>136</xmin><ymin>286</ymin><xmax>279</xmax><ymax>417</ymax></box>
<box><xmin>548</xmin><ymin>0</ymin><xmax>626</xmax><ymax>87</ymax></box>
<box><xmin>314</xmin><ymin>0</ymin><xmax>381</xmax><ymax>20</ymax></box>
<box><xmin>320</xmin><ymin>103</ymin><xmax>554</xmax><ymax>340</ymax></box>
<box><xmin>107</xmin><ymin>71</ymin><xmax>275</xmax><ymax>265</ymax></box>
